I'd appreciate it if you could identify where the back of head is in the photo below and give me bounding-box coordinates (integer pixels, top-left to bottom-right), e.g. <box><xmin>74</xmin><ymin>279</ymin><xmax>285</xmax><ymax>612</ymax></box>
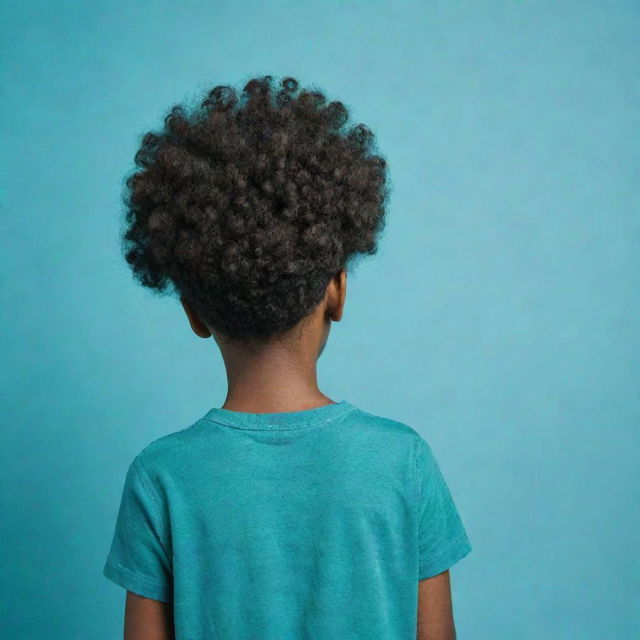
<box><xmin>120</xmin><ymin>74</ymin><xmax>390</xmax><ymax>345</ymax></box>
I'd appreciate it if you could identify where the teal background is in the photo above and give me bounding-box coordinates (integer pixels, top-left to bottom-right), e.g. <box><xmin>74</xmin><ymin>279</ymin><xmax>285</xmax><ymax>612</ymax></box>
<box><xmin>2</xmin><ymin>1</ymin><xmax>638</xmax><ymax>638</ymax></box>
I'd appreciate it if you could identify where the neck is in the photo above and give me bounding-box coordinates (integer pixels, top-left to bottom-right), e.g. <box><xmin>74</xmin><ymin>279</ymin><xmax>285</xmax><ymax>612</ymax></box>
<box><xmin>217</xmin><ymin>336</ymin><xmax>331</xmax><ymax>413</ymax></box>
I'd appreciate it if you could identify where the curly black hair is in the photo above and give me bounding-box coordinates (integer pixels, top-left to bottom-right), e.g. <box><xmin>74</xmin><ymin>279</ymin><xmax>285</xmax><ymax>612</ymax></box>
<box><xmin>120</xmin><ymin>74</ymin><xmax>390</xmax><ymax>344</ymax></box>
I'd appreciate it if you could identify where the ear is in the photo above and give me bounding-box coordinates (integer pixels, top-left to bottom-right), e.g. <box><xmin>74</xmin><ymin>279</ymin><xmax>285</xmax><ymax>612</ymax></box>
<box><xmin>329</xmin><ymin>268</ymin><xmax>347</xmax><ymax>322</ymax></box>
<box><xmin>180</xmin><ymin>296</ymin><xmax>212</xmax><ymax>338</ymax></box>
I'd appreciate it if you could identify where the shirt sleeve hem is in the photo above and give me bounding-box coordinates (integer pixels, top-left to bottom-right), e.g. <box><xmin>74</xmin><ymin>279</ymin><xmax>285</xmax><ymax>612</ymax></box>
<box><xmin>103</xmin><ymin>559</ymin><xmax>172</xmax><ymax>602</ymax></box>
<box><xmin>418</xmin><ymin>536</ymin><xmax>472</xmax><ymax>580</ymax></box>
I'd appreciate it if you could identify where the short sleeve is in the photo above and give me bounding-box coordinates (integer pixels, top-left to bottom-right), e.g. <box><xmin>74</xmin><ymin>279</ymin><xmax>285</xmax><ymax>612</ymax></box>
<box><xmin>102</xmin><ymin>457</ymin><xmax>173</xmax><ymax>601</ymax></box>
<box><xmin>415</xmin><ymin>434</ymin><xmax>472</xmax><ymax>579</ymax></box>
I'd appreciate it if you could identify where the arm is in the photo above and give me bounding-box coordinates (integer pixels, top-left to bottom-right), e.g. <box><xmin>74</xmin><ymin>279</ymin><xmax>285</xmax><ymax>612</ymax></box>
<box><xmin>124</xmin><ymin>591</ymin><xmax>174</xmax><ymax>640</ymax></box>
<box><xmin>417</xmin><ymin>569</ymin><xmax>456</xmax><ymax>640</ymax></box>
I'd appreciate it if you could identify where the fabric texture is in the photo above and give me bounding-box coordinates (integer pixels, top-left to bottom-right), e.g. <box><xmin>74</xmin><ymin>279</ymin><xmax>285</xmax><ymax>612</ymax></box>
<box><xmin>103</xmin><ymin>399</ymin><xmax>472</xmax><ymax>639</ymax></box>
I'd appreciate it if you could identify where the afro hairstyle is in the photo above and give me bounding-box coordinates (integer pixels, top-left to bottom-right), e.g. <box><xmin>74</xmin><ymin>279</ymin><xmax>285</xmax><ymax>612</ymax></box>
<box><xmin>120</xmin><ymin>74</ymin><xmax>390</xmax><ymax>344</ymax></box>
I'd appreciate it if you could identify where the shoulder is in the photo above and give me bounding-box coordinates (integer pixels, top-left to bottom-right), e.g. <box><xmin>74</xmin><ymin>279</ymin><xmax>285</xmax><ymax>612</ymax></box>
<box><xmin>346</xmin><ymin>405</ymin><xmax>424</xmax><ymax>460</ymax></box>
<box><xmin>350</xmin><ymin>405</ymin><xmax>420</xmax><ymax>437</ymax></box>
<box><xmin>130</xmin><ymin>414</ymin><xmax>206</xmax><ymax>478</ymax></box>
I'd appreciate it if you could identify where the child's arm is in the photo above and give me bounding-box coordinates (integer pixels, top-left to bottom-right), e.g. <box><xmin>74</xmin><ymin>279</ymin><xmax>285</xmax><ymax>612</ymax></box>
<box><xmin>417</xmin><ymin>570</ymin><xmax>456</xmax><ymax>640</ymax></box>
<box><xmin>414</xmin><ymin>434</ymin><xmax>471</xmax><ymax>638</ymax></box>
<box><xmin>124</xmin><ymin>591</ymin><xmax>174</xmax><ymax>640</ymax></box>
<box><xmin>103</xmin><ymin>458</ymin><xmax>174</xmax><ymax>636</ymax></box>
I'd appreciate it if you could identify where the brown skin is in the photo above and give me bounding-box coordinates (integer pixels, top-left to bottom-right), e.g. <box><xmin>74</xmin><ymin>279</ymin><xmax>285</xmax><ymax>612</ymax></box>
<box><xmin>122</xmin><ymin>268</ymin><xmax>457</xmax><ymax>640</ymax></box>
<box><xmin>183</xmin><ymin>268</ymin><xmax>347</xmax><ymax>413</ymax></box>
<box><xmin>418</xmin><ymin>570</ymin><xmax>457</xmax><ymax>640</ymax></box>
<box><xmin>124</xmin><ymin>594</ymin><xmax>173</xmax><ymax>640</ymax></box>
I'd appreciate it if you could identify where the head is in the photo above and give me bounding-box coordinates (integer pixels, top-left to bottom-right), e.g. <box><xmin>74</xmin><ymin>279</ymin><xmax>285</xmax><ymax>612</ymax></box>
<box><xmin>120</xmin><ymin>74</ymin><xmax>390</xmax><ymax>361</ymax></box>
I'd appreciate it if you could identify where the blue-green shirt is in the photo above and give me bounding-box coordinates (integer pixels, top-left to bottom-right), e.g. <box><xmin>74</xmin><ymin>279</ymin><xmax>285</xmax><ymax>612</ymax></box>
<box><xmin>103</xmin><ymin>400</ymin><xmax>472</xmax><ymax>638</ymax></box>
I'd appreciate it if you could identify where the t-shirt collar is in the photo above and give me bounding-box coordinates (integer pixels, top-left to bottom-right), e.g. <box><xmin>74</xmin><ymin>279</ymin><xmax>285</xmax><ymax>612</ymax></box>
<box><xmin>201</xmin><ymin>399</ymin><xmax>355</xmax><ymax>430</ymax></box>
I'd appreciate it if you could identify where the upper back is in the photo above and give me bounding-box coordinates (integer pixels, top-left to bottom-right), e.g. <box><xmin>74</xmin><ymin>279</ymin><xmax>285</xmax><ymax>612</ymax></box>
<box><xmin>103</xmin><ymin>400</ymin><xmax>472</xmax><ymax>639</ymax></box>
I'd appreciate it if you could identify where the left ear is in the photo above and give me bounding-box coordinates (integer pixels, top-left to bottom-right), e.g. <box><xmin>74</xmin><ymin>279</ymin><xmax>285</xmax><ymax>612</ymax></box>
<box><xmin>180</xmin><ymin>296</ymin><xmax>212</xmax><ymax>339</ymax></box>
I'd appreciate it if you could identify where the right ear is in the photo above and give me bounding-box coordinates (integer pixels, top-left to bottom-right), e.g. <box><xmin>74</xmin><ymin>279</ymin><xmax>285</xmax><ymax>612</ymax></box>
<box><xmin>180</xmin><ymin>296</ymin><xmax>212</xmax><ymax>339</ymax></box>
<box><xmin>329</xmin><ymin>268</ymin><xmax>347</xmax><ymax>322</ymax></box>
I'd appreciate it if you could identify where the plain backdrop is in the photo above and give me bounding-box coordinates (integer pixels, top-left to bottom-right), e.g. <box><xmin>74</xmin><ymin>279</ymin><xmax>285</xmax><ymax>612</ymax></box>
<box><xmin>2</xmin><ymin>1</ymin><xmax>638</xmax><ymax>638</ymax></box>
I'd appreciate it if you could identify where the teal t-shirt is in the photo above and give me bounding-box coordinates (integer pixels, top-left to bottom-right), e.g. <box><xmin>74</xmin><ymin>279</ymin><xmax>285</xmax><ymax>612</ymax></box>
<box><xmin>103</xmin><ymin>400</ymin><xmax>472</xmax><ymax>638</ymax></box>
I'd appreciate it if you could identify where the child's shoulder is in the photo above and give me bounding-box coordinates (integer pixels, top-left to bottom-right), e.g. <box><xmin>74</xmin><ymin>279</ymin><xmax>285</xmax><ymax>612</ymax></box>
<box><xmin>351</xmin><ymin>405</ymin><xmax>418</xmax><ymax>433</ymax></box>
<box><xmin>129</xmin><ymin>404</ymin><xmax>428</xmax><ymax>476</ymax></box>
<box><xmin>130</xmin><ymin>414</ymin><xmax>205</xmax><ymax>474</ymax></box>
<box><xmin>348</xmin><ymin>404</ymin><xmax>425</xmax><ymax>450</ymax></box>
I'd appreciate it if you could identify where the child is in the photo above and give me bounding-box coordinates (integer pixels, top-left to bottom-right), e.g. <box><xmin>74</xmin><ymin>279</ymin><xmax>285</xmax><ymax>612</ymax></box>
<box><xmin>103</xmin><ymin>74</ymin><xmax>472</xmax><ymax>639</ymax></box>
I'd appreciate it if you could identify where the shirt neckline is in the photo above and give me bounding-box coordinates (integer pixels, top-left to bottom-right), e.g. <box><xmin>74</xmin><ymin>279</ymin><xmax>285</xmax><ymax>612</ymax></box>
<box><xmin>201</xmin><ymin>399</ymin><xmax>356</xmax><ymax>431</ymax></box>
